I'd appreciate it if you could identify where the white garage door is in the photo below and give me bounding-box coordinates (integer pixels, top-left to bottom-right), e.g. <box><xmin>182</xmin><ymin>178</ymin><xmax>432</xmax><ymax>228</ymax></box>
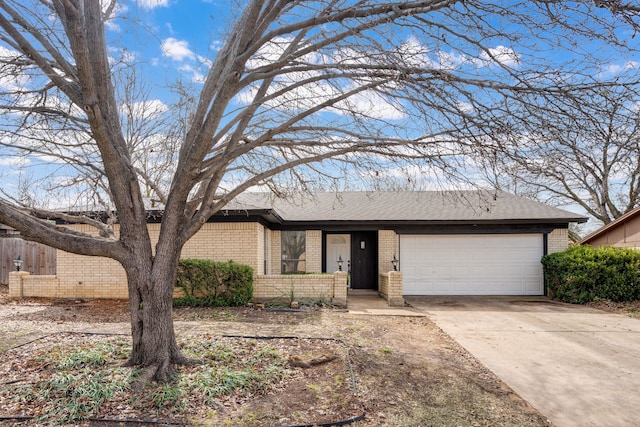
<box><xmin>400</xmin><ymin>234</ymin><xmax>544</xmax><ymax>295</ymax></box>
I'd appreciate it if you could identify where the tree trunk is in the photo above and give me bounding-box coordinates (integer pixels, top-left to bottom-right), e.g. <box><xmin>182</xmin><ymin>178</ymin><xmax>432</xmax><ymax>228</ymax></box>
<box><xmin>123</xmin><ymin>245</ymin><xmax>192</xmax><ymax>383</ymax></box>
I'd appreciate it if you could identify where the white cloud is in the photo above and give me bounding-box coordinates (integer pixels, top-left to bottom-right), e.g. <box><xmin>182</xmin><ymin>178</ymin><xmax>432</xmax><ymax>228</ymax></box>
<box><xmin>0</xmin><ymin>73</ymin><xmax>24</xmax><ymax>92</ymax></box>
<box><xmin>239</xmin><ymin>36</ymin><xmax>406</xmax><ymax>120</ymax></box>
<box><xmin>192</xmin><ymin>70</ymin><xmax>206</xmax><ymax>84</ymax></box>
<box><xmin>211</xmin><ymin>40</ymin><xmax>224</xmax><ymax>53</ymax></box>
<box><xmin>0</xmin><ymin>46</ymin><xmax>28</xmax><ymax>91</ymax></box>
<box><xmin>177</xmin><ymin>64</ymin><xmax>206</xmax><ymax>83</ymax></box>
<box><xmin>134</xmin><ymin>0</ymin><xmax>169</xmax><ymax>10</ymax></box>
<box><xmin>237</xmin><ymin>77</ymin><xmax>405</xmax><ymax>120</ymax></box>
<box><xmin>456</xmin><ymin>102</ymin><xmax>475</xmax><ymax>113</ymax></box>
<box><xmin>121</xmin><ymin>50</ymin><xmax>137</xmax><ymax>64</ymax></box>
<box><xmin>161</xmin><ymin>37</ymin><xmax>196</xmax><ymax>62</ymax></box>
<box><xmin>397</xmin><ymin>36</ymin><xmax>435</xmax><ymax>68</ymax></box>
<box><xmin>438</xmin><ymin>50</ymin><xmax>468</xmax><ymax>70</ymax></box>
<box><xmin>475</xmin><ymin>46</ymin><xmax>520</xmax><ymax>68</ymax></box>
<box><xmin>158</xmin><ymin>37</ymin><xmax>211</xmax><ymax>81</ymax></box>
<box><xmin>107</xmin><ymin>47</ymin><xmax>137</xmax><ymax>68</ymax></box>
<box><xmin>104</xmin><ymin>3</ymin><xmax>127</xmax><ymax>31</ymax></box>
<box><xmin>333</xmin><ymin>90</ymin><xmax>405</xmax><ymax>120</ymax></box>
<box><xmin>0</xmin><ymin>157</ymin><xmax>30</xmax><ymax>167</ymax></box>
<box><xmin>392</xmin><ymin>37</ymin><xmax>518</xmax><ymax>71</ymax></box>
<box><xmin>15</xmin><ymin>92</ymin><xmax>85</xmax><ymax>118</ymax></box>
<box><xmin>246</xmin><ymin>36</ymin><xmax>323</xmax><ymax>69</ymax></box>
<box><xmin>121</xmin><ymin>99</ymin><xmax>169</xmax><ymax>120</ymax></box>
<box><xmin>600</xmin><ymin>61</ymin><xmax>639</xmax><ymax>77</ymax></box>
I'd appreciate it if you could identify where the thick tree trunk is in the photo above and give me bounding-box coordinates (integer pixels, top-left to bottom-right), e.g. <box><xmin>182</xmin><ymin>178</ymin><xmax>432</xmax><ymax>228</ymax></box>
<box><xmin>123</xmin><ymin>243</ymin><xmax>192</xmax><ymax>382</ymax></box>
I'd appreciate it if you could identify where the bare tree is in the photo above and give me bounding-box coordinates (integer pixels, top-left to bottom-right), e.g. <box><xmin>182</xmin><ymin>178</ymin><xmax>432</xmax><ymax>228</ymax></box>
<box><xmin>479</xmin><ymin>83</ymin><xmax>640</xmax><ymax>225</ymax></box>
<box><xmin>0</xmin><ymin>1</ymin><xmax>638</xmax><ymax>381</ymax></box>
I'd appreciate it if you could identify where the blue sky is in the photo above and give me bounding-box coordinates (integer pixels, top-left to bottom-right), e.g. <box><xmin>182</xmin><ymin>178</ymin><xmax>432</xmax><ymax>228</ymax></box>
<box><xmin>0</xmin><ymin>0</ymin><xmax>639</xmax><ymax>227</ymax></box>
<box><xmin>102</xmin><ymin>0</ymin><xmax>639</xmax><ymax>119</ymax></box>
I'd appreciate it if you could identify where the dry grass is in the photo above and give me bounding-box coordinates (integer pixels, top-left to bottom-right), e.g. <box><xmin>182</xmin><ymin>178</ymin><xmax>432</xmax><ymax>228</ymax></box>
<box><xmin>0</xmin><ymin>287</ymin><xmax>552</xmax><ymax>426</ymax></box>
<box><xmin>0</xmin><ymin>333</ymin><xmax>359</xmax><ymax>426</ymax></box>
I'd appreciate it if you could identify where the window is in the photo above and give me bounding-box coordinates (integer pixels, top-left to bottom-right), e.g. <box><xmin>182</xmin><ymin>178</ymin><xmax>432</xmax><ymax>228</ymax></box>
<box><xmin>281</xmin><ymin>230</ymin><xmax>306</xmax><ymax>273</ymax></box>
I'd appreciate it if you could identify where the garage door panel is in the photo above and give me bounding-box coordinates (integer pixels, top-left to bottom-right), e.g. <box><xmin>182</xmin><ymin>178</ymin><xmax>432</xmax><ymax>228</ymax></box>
<box><xmin>400</xmin><ymin>234</ymin><xmax>543</xmax><ymax>296</ymax></box>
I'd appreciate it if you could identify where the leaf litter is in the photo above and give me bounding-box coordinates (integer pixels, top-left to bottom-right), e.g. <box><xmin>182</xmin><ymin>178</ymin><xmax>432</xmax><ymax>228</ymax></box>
<box><xmin>0</xmin><ymin>332</ymin><xmax>361</xmax><ymax>426</ymax></box>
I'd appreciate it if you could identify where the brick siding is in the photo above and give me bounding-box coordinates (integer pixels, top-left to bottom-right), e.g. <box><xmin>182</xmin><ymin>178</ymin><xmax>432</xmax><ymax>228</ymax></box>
<box><xmin>378</xmin><ymin>230</ymin><xmax>399</xmax><ymax>277</ymax></box>
<box><xmin>253</xmin><ymin>271</ymin><xmax>347</xmax><ymax>306</ymax></box>
<box><xmin>379</xmin><ymin>271</ymin><xmax>403</xmax><ymax>306</ymax></box>
<box><xmin>53</xmin><ymin>222</ymin><xmax>265</xmax><ymax>299</ymax></box>
<box><xmin>270</xmin><ymin>230</ymin><xmax>281</xmax><ymax>274</ymax></box>
<box><xmin>9</xmin><ymin>222</ymin><xmax>571</xmax><ymax>301</ymax></box>
<box><xmin>548</xmin><ymin>228</ymin><xmax>569</xmax><ymax>254</ymax></box>
<box><xmin>305</xmin><ymin>230</ymin><xmax>322</xmax><ymax>272</ymax></box>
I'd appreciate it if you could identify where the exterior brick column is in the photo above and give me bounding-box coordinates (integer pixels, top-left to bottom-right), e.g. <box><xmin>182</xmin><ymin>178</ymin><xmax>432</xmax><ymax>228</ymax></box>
<box><xmin>387</xmin><ymin>271</ymin><xmax>404</xmax><ymax>306</ymax></box>
<box><xmin>333</xmin><ymin>271</ymin><xmax>348</xmax><ymax>306</ymax></box>
<box><xmin>8</xmin><ymin>271</ymin><xmax>30</xmax><ymax>298</ymax></box>
<box><xmin>305</xmin><ymin>230</ymin><xmax>322</xmax><ymax>272</ymax></box>
<box><xmin>378</xmin><ymin>230</ymin><xmax>399</xmax><ymax>277</ymax></box>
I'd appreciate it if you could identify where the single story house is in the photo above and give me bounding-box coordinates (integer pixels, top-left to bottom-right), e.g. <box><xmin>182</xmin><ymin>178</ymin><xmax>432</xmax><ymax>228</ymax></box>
<box><xmin>579</xmin><ymin>205</ymin><xmax>640</xmax><ymax>249</ymax></box>
<box><xmin>9</xmin><ymin>190</ymin><xmax>586</xmax><ymax>304</ymax></box>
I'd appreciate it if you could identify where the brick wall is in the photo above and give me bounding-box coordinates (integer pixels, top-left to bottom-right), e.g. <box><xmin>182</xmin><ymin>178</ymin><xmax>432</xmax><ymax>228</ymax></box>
<box><xmin>8</xmin><ymin>271</ymin><xmax>30</xmax><ymax>297</ymax></box>
<box><xmin>262</xmin><ymin>228</ymin><xmax>271</xmax><ymax>275</ymax></box>
<box><xmin>180</xmin><ymin>222</ymin><xmax>263</xmax><ymax>269</ymax></box>
<box><xmin>256</xmin><ymin>224</ymin><xmax>265</xmax><ymax>275</ymax></box>
<box><xmin>20</xmin><ymin>222</ymin><xmax>350</xmax><ymax>301</ymax></box>
<box><xmin>54</xmin><ymin>222</ymin><xmax>265</xmax><ymax>299</ymax></box>
<box><xmin>333</xmin><ymin>271</ymin><xmax>348</xmax><ymax>306</ymax></box>
<box><xmin>270</xmin><ymin>230</ymin><xmax>281</xmax><ymax>274</ymax></box>
<box><xmin>548</xmin><ymin>228</ymin><xmax>569</xmax><ymax>254</ymax></box>
<box><xmin>31</xmin><ymin>274</ymin><xmax>122</xmax><ymax>299</ymax></box>
<box><xmin>379</xmin><ymin>271</ymin><xmax>403</xmax><ymax>306</ymax></box>
<box><xmin>378</xmin><ymin>230</ymin><xmax>399</xmax><ymax>277</ymax></box>
<box><xmin>305</xmin><ymin>230</ymin><xmax>322</xmax><ymax>272</ymax></box>
<box><xmin>253</xmin><ymin>271</ymin><xmax>347</xmax><ymax>306</ymax></box>
<box><xmin>10</xmin><ymin>271</ymin><xmax>117</xmax><ymax>300</ymax></box>
<box><xmin>379</xmin><ymin>272</ymin><xmax>389</xmax><ymax>299</ymax></box>
<box><xmin>56</xmin><ymin>223</ymin><xmax>128</xmax><ymax>299</ymax></box>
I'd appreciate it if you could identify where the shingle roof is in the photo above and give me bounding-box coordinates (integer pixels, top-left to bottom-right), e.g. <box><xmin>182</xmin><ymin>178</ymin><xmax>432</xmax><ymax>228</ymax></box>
<box><xmin>229</xmin><ymin>191</ymin><xmax>587</xmax><ymax>223</ymax></box>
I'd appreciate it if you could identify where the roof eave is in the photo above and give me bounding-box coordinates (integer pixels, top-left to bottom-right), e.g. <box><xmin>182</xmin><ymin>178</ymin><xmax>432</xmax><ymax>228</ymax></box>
<box><xmin>273</xmin><ymin>217</ymin><xmax>585</xmax><ymax>228</ymax></box>
<box><xmin>579</xmin><ymin>206</ymin><xmax>640</xmax><ymax>244</ymax></box>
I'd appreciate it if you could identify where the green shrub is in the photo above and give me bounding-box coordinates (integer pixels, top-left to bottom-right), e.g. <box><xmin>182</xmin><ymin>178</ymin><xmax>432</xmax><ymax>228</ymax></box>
<box><xmin>542</xmin><ymin>245</ymin><xmax>640</xmax><ymax>303</ymax></box>
<box><xmin>174</xmin><ymin>259</ymin><xmax>253</xmax><ymax>307</ymax></box>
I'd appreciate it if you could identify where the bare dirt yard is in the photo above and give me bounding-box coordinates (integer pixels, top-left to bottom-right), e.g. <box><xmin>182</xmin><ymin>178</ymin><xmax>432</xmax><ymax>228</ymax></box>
<box><xmin>0</xmin><ymin>284</ymin><xmax>552</xmax><ymax>426</ymax></box>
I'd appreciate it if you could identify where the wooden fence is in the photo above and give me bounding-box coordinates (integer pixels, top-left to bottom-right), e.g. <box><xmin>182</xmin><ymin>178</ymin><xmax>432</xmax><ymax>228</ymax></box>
<box><xmin>1</xmin><ymin>238</ymin><xmax>56</xmax><ymax>285</ymax></box>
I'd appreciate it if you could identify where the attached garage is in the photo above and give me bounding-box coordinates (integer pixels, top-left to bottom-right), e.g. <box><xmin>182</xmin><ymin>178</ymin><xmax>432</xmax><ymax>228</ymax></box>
<box><xmin>235</xmin><ymin>191</ymin><xmax>585</xmax><ymax>300</ymax></box>
<box><xmin>400</xmin><ymin>234</ymin><xmax>544</xmax><ymax>295</ymax></box>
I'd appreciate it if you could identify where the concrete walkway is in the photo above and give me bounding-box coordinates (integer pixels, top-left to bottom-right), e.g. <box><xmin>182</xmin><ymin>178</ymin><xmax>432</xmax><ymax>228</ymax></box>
<box><xmin>406</xmin><ymin>296</ymin><xmax>640</xmax><ymax>427</ymax></box>
<box><xmin>347</xmin><ymin>291</ymin><xmax>425</xmax><ymax>317</ymax></box>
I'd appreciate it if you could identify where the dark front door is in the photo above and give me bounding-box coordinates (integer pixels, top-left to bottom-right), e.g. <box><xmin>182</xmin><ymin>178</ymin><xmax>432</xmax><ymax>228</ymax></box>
<box><xmin>350</xmin><ymin>231</ymin><xmax>378</xmax><ymax>289</ymax></box>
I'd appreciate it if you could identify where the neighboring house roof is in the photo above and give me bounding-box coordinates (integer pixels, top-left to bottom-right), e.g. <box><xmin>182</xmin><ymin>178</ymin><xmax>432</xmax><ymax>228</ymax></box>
<box><xmin>227</xmin><ymin>190</ymin><xmax>587</xmax><ymax>225</ymax></box>
<box><xmin>579</xmin><ymin>205</ymin><xmax>640</xmax><ymax>246</ymax></box>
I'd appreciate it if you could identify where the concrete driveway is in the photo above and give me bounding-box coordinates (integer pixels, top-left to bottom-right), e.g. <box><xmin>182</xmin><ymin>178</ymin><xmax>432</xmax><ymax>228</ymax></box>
<box><xmin>406</xmin><ymin>296</ymin><xmax>640</xmax><ymax>427</ymax></box>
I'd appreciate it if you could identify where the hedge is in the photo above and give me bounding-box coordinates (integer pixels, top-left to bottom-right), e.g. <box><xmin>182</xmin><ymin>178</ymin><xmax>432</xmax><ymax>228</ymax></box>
<box><xmin>541</xmin><ymin>245</ymin><xmax>640</xmax><ymax>303</ymax></box>
<box><xmin>174</xmin><ymin>259</ymin><xmax>253</xmax><ymax>307</ymax></box>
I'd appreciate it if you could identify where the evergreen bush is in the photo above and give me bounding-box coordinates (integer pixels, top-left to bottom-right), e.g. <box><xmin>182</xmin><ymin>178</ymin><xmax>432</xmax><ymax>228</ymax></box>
<box><xmin>541</xmin><ymin>245</ymin><xmax>640</xmax><ymax>303</ymax></box>
<box><xmin>174</xmin><ymin>259</ymin><xmax>253</xmax><ymax>307</ymax></box>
